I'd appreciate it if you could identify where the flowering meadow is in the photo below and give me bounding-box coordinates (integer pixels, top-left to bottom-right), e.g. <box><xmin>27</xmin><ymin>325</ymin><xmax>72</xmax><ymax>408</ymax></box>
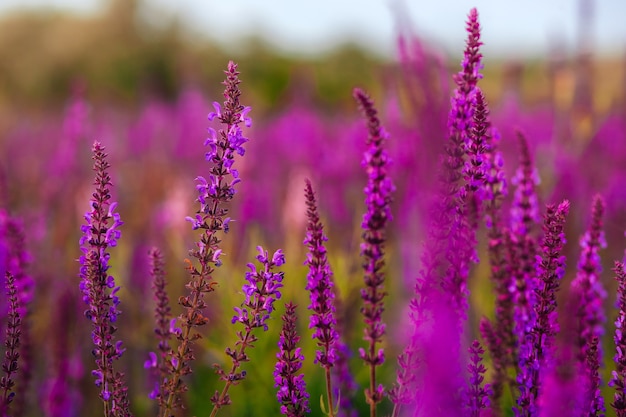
<box><xmin>3</xmin><ymin>6</ymin><xmax>626</xmax><ymax>417</ymax></box>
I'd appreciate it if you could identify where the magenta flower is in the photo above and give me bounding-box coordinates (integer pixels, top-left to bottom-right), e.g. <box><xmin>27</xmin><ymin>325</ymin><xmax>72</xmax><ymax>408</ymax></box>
<box><xmin>274</xmin><ymin>302</ymin><xmax>310</xmax><ymax>417</ymax></box>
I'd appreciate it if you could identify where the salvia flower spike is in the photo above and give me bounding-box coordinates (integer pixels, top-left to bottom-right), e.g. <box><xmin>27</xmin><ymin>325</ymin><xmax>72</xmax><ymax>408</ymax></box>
<box><xmin>78</xmin><ymin>141</ymin><xmax>130</xmax><ymax>416</ymax></box>
<box><xmin>304</xmin><ymin>179</ymin><xmax>339</xmax><ymax>416</ymax></box>
<box><xmin>516</xmin><ymin>200</ymin><xmax>570</xmax><ymax>416</ymax></box>
<box><xmin>442</xmin><ymin>6</ymin><xmax>483</xmax><ymax>320</ymax></box>
<box><xmin>210</xmin><ymin>246</ymin><xmax>285</xmax><ymax>416</ymax></box>
<box><xmin>165</xmin><ymin>60</ymin><xmax>251</xmax><ymax>414</ymax></box>
<box><xmin>571</xmin><ymin>195</ymin><xmax>606</xmax><ymax>414</ymax></box>
<box><xmin>353</xmin><ymin>87</ymin><xmax>395</xmax><ymax>417</ymax></box>
<box><xmin>274</xmin><ymin>302</ymin><xmax>310</xmax><ymax>417</ymax></box>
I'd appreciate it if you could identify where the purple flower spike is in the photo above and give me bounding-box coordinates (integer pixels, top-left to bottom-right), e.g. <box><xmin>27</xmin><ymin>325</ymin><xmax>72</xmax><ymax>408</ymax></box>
<box><xmin>570</xmin><ymin>195</ymin><xmax>606</xmax><ymax>414</ymax></box>
<box><xmin>303</xmin><ymin>179</ymin><xmax>340</xmax><ymax>415</ymax></box>
<box><xmin>353</xmin><ymin>87</ymin><xmax>395</xmax><ymax>414</ymax></box>
<box><xmin>274</xmin><ymin>302</ymin><xmax>310</xmax><ymax>417</ymax></box>
<box><xmin>441</xmin><ymin>7</ymin><xmax>484</xmax><ymax>320</ymax></box>
<box><xmin>610</xmin><ymin>261</ymin><xmax>626</xmax><ymax>416</ymax></box>
<box><xmin>78</xmin><ymin>141</ymin><xmax>130</xmax><ymax>416</ymax></box>
<box><xmin>466</xmin><ymin>340</ymin><xmax>491</xmax><ymax>417</ymax></box>
<box><xmin>516</xmin><ymin>200</ymin><xmax>569</xmax><ymax>416</ymax></box>
<box><xmin>304</xmin><ymin>180</ymin><xmax>339</xmax><ymax>367</ymax></box>
<box><xmin>166</xmin><ymin>61</ymin><xmax>252</xmax><ymax>414</ymax></box>
<box><xmin>211</xmin><ymin>246</ymin><xmax>285</xmax><ymax>413</ymax></box>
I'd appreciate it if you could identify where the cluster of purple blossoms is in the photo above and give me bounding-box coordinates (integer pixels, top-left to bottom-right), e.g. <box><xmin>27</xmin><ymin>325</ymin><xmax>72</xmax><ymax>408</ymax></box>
<box><xmin>274</xmin><ymin>302</ymin><xmax>310</xmax><ymax>417</ymax></box>
<box><xmin>78</xmin><ymin>141</ymin><xmax>130</xmax><ymax>416</ymax></box>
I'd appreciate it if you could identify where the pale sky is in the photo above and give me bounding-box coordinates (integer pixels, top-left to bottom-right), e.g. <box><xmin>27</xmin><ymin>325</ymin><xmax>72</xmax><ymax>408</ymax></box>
<box><xmin>1</xmin><ymin>0</ymin><xmax>626</xmax><ymax>58</ymax></box>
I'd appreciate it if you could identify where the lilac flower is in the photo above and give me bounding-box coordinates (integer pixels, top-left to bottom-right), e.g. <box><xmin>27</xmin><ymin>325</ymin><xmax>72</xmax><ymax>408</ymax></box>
<box><xmin>166</xmin><ymin>61</ymin><xmax>252</xmax><ymax>413</ymax></box>
<box><xmin>466</xmin><ymin>340</ymin><xmax>491</xmax><ymax>416</ymax></box>
<box><xmin>0</xmin><ymin>272</ymin><xmax>20</xmax><ymax>415</ymax></box>
<box><xmin>78</xmin><ymin>141</ymin><xmax>130</xmax><ymax>416</ymax></box>
<box><xmin>516</xmin><ymin>200</ymin><xmax>569</xmax><ymax>416</ymax></box>
<box><xmin>511</xmin><ymin>131</ymin><xmax>541</xmax><ymax>237</ymax></box>
<box><xmin>610</xmin><ymin>261</ymin><xmax>626</xmax><ymax>416</ymax></box>
<box><xmin>210</xmin><ymin>247</ymin><xmax>285</xmax><ymax>414</ymax></box>
<box><xmin>274</xmin><ymin>302</ymin><xmax>310</xmax><ymax>417</ymax></box>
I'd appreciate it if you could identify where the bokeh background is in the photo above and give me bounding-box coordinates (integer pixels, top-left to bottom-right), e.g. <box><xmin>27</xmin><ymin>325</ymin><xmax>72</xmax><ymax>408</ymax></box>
<box><xmin>2</xmin><ymin>0</ymin><xmax>626</xmax><ymax>416</ymax></box>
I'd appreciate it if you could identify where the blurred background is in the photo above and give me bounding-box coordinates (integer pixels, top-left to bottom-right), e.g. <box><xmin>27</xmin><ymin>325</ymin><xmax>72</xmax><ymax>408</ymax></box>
<box><xmin>2</xmin><ymin>0</ymin><xmax>626</xmax><ymax>415</ymax></box>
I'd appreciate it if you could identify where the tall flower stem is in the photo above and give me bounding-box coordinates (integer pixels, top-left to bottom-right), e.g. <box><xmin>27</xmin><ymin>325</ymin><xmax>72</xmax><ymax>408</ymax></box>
<box><xmin>163</xmin><ymin>61</ymin><xmax>251</xmax><ymax>415</ymax></box>
<box><xmin>353</xmin><ymin>88</ymin><xmax>394</xmax><ymax>417</ymax></box>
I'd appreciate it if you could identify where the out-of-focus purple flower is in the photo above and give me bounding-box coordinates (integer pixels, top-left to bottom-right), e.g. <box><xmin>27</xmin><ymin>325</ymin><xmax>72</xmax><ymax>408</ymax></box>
<box><xmin>570</xmin><ymin>195</ymin><xmax>606</xmax><ymax>415</ymax></box>
<box><xmin>274</xmin><ymin>302</ymin><xmax>310</xmax><ymax>417</ymax></box>
<box><xmin>353</xmin><ymin>87</ymin><xmax>395</xmax><ymax>413</ymax></box>
<box><xmin>0</xmin><ymin>272</ymin><xmax>20</xmax><ymax>415</ymax></box>
<box><xmin>78</xmin><ymin>141</ymin><xmax>130</xmax><ymax>416</ymax></box>
<box><xmin>211</xmin><ymin>247</ymin><xmax>285</xmax><ymax>412</ymax></box>
<box><xmin>466</xmin><ymin>340</ymin><xmax>491</xmax><ymax>417</ymax></box>
<box><xmin>516</xmin><ymin>200</ymin><xmax>569</xmax><ymax>416</ymax></box>
<box><xmin>610</xmin><ymin>261</ymin><xmax>626</xmax><ymax>416</ymax></box>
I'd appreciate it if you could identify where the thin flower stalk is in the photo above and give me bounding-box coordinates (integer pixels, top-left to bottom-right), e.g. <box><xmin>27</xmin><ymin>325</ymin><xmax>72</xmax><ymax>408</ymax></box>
<box><xmin>303</xmin><ymin>179</ymin><xmax>339</xmax><ymax>417</ymax></box>
<box><xmin>0</xmin><ymin>272</ymin><xmax>20</xmax><ymax>416</ymax></box>
<box><xmin>516</xmin><ymin>200</ymin><xmax>570</xmax><ymax>416</ymax></box>
<box><xmin>610</xmin><ymin>261</ymin><xmax>626</xmax><ymax>416</ymax></box>
<box><xmin>78</xmin><ymin>141</ymin><xmax>129</xmax><ymax>417</ymax></box>
<box><xmin>209</xmin><ymin>247</ymin><xmax>285</xmax><ymax>416</ymax></box>
<box><xmin>353</xmin><ymin>87</ymin><xmax>395</xmax><ymax>417</ymax></box>
<box><xmin>164</xmin><ymin>60</ymin><xmax>251</xmax><ymax>414</ymax></box>
<box><xmin>274</xmin><ymin>302</ymin><xmax>310</xmax><ymax>417</ymax></box>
